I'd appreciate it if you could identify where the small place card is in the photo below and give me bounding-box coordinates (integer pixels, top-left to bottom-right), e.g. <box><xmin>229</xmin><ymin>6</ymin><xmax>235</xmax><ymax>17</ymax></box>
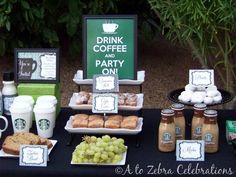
<box><xmin>176</xmin><ymin>140</ymin><xmax>205</xmax><ymax>161</ymax></box>
<box><xmin>189</xmin><ymin>69</ymin><xmax>214</xmax><ymax>87</ymax></box>
<box><xmin>93</xmin><ymin>74</ymin><xmax>119</xmax><ymax>93</ymax></box>
<box><xmin>92</xmin><ymin>93</ymin><xmax>118</xmax><ymax>113</ymax></box>
<box><xmin>19</xmin><ymin>145</ymin><xmax>48</xmax><ymax>167</ymax></box>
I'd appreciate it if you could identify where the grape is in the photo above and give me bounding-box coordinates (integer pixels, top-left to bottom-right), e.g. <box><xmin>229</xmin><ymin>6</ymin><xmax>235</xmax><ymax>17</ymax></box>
<box><xmin>71</xmin><ymin>135</ymin><xmax>127</xmax><ymax>164</ymax></box>
<box><xmin>102</xmin><ymin>135</ymin><xmax>111</xmax><ymax>142</ymax></box>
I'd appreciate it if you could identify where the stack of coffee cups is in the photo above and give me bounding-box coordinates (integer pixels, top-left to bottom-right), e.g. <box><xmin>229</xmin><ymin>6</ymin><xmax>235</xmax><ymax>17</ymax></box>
<box><xmin>34</xmin><ymin>96</ymin><xmax>57</xmax><ymax>138</ymax></box>
<box><xmin>10</xmin><ymin>96</ymin><xmax>34</xmax><ymax>133</ymax></box>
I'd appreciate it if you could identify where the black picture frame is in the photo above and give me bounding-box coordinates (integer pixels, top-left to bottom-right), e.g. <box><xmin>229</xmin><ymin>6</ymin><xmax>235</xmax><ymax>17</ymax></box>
<box><xmin>14</xmin><ymin>48</ymin><xmax>60</xmax><ymax>83</ymax></box>
<box><xmin>82</xmin><ymin>15</ymin><xmax>137</xmax><ymax>80</ymax></box>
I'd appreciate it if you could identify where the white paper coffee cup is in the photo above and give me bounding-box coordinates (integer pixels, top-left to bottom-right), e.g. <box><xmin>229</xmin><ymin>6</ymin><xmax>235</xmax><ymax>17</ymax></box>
<box><xmin>13</xmin><ymin>95</ymin><xmax>34</xmax><ymax>128</ymax></box>
<box><xmin>9</xmin><ymin>103</ymin><xmax>31</xmax><ymax>133</ymax></box>
<box><xmin>33</xmin><ymin>103</ymin><xmax>56</xmax><ymax>138</ymax></box>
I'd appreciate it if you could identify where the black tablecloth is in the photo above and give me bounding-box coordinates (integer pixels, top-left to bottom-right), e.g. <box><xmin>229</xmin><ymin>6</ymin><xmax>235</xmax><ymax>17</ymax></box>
<box><xmin>0</xmin><ymin>108</ymin><xmax>236</xmax><ymax>177</ymax></box>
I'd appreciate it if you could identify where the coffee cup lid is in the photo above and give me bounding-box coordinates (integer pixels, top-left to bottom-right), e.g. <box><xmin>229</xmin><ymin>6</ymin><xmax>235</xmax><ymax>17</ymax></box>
<box><xmin>33</xmin><ymin>103</ymin><xmax>55</xmax><ymax>114</ymax></box>
<box><xmin>14</xmin><ymin>96</ymin><xmax>34</xmax><ymax>105</ymax></box>
<box><xmin>10</xmin><ymin>102</ymin><xmax>31</xmax><ymax>114</ymax></box>
<box><xmin>36</xmin><ymin>95</ymin><xmax>57</xmax><ymax>105</ymax></box>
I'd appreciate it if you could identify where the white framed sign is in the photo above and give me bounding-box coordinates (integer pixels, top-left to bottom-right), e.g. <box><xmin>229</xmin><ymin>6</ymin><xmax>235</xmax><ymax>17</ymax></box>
<box><xmin>19</xmin><ymin>145</ymin><xmax>48</xmax><ymax>167</ymax></box>
<box><xmin>93</xmin><ymin>74</ymin><xmax>119</xmax><ymax>93</ymax></box>
<box><xmin>92</xmin><ymin>93</ymin><xmax>118</xmax><ymax>113</ymax></box>
<box><xmin>176</xmin><ymin>140</ymin><xmax>205</xmax><ymax>161</ymax></box>
<box><xmin>189</xmin><ymin>69</ymin><xmax>214</xmax><ymax>87</ymax></box>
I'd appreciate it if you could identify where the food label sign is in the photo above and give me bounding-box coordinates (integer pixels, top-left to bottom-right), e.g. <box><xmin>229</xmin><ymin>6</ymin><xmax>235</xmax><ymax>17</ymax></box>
<box><xmin>83</xmin><ymin>15</ymin><xmax>137</xmax><ymax>79</ymax></box>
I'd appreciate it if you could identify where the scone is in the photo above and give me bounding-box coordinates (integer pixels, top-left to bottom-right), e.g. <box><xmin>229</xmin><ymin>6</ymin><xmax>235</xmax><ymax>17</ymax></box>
<box><xmin>118</xmin><ymin>93</ymin><xmax>126</xmax><ymax>105</ymax></box>
<box><xmin>72</xmin><ymin>114</ymin><xmax>89</xmax><ymax>128</ymax></box>
<box><xmin>105</xmin><ymin>119</ymin><xmax>120</xmax><ymax>129</ymax></box>
<box><xmin>88</xmin><ymin>115</ymin><xmax>103</xmax><ymax>121</ymax></box>
<box><xmin>88</xmin><ymin>119</ymin><xmax>104</xmax><ymax>128</ymax></box>
<box><xmin>107</xmin><ymin>115</ymin><xmax>123</xmax><ymax>123</ymax></box>
<box><xmin>121</xmin><ymin>116</ymin><xmax>138</xmax><ymax>129</ymax></box>
<box><xmin>73</xmin><ymin>114</ymin><xmax>89</xmax><ymax>120</ymax></box>
<box><xmin>125</xmin><ymin>93</ymin><xmax>137</xmax><ymax>106</ymax></box>
<box><xmin>75</xmin><ymin>91</ymin><xmax>90</xmax><ymax>104</ymax></box>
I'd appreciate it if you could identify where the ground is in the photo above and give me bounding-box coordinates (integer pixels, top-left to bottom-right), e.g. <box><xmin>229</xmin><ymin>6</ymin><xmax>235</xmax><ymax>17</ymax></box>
<box><xmin>0</xmin><ymin>36</ymin><xmax>234</xmax><ymax>108</ymax></box>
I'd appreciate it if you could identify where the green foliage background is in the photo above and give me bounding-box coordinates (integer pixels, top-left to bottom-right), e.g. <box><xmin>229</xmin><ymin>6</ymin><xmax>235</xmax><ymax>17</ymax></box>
<box><xmin>0</xmin><ymin>0</ymin><xmax>156</xmax><ymax>58</ymax></box>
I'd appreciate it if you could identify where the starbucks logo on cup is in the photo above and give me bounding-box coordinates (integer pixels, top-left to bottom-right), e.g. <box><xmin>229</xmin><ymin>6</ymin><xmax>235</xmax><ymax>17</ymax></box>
<box><xmin>14</xmin><ymin>118</ymin><xmax>26</xmax><ymax>130</ymax></box>
<box><xmin>39</xmin><ymin>119</ymin><xmax>50</xmax><ymax>130</ymax></box>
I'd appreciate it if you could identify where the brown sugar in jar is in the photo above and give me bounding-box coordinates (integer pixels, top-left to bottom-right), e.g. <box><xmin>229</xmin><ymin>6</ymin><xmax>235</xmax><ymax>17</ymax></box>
<box><xmin>158</xmin><ymin>109</ymin><xmax>176</xmax><ymax>152</ymax></box>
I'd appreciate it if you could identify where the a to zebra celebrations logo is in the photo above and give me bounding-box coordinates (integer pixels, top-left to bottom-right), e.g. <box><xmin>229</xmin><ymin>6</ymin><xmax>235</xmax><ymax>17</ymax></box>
<box><xmin>39</xmin><ymin>119</ymin><xmax>50</xmax><ymax>130</ymax></box>
<box><xmin>14</xmin><ymin>118</ymin><xmax>26</xmax><ymax>130</ymax></box>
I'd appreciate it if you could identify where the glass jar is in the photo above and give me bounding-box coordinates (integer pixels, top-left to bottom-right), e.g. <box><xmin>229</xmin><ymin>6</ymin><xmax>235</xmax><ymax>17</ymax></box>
<box><xmin>171</xmin><ymin>103</ymin><xmax>185</xmax><ymax>140</ymax></box>
<box><xmin>202</xmin><ymin>110</ymin><xmax>219</xmax><ymax>153</ymax></box>
<box><xmin>191</xmin><ymin>103</ymin><xmax>207</xmax><ymax>140</ymax></box>
<box><xmin>158</xmin><ymin>109</ymin><xmax>176</xmax><ymax>152</ymax></box>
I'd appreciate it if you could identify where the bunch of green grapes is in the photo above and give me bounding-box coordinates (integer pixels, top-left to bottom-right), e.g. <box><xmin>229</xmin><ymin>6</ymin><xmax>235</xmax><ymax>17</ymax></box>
<box><xmin>72</xmin><ymin>135</ymin><xmax>127</xmax><ymax>164</ymax></box>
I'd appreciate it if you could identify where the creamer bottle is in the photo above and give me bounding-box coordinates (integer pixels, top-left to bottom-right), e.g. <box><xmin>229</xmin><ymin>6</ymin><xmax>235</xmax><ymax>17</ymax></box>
<box><xmin>191</xmin><ymin>103</ymin><xmax>207</xmax><ymax>140</ymax></box>
<box><xmin>158</xmin><ymin>109</ymin><xmax>176</xmax><ymax>152</ymax></box>
<box><xmin>2</xmin><ymin>72</ymin><xmax>17</xmax><ymax>115</ymax></box>
<box><xmin>202</xmin><ymin>110</ymin><xmax>219</xmax><ymax>153</ymax></box>
<box><xmin>171</xmin><ymin>103</ymin><xmax>185</xmax><ymax>140</ymax></box>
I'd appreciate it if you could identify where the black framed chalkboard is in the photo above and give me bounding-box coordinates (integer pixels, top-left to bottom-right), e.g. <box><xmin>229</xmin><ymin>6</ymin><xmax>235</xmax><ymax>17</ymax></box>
<box><xmin>14</xmin><ymin>48</ymin><xmax>60</xmax><ymax>83</ymax></box>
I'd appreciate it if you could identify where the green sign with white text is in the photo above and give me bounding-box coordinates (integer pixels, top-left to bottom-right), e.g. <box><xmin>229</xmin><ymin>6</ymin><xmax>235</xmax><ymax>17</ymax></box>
<box><xmin>83</xmin><ymin>15</ymin><xmax>137</xmax><ymax>79</ymax></box>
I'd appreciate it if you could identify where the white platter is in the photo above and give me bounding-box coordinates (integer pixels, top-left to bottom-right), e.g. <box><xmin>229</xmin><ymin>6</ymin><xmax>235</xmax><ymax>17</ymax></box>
<box><xmin>0</xmin><ymin>140</ymin><xmax>57</xmax><ymax>158</ymax></box>
<box><xmin>73</xmin><ymin>70</ymin><xmax>145</xmax><ymax>85</ymax></box>
<box><xmin>71</xmin><ymin>148</ymin><xmax>127</xmax><ymax>166</ymax></box>
<box><xmin>69</xmin><ymin>93</ymin><xmax>143</xmax><ymax>111</ymax></box>
<box><xmin>65</xmin><ymin>116</ymin><xmax>143</xmax><ymax>135</ymax></box>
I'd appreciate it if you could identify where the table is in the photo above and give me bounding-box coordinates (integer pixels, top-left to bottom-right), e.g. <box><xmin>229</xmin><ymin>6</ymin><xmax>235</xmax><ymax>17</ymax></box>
<box><xmin>0</xmin><ymin>108</ymin><xmax>236</xmax><ymax>177</ymax></box>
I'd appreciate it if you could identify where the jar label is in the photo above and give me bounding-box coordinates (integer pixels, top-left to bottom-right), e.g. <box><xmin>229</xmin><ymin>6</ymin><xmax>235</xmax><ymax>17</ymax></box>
<box><xmin>204</xmin><ymin>133</ymin><xmax>214</xmax><ymax>144</ymax></box>
<box><xmin>175</xmin><ymin>127</ymin><xmax>181</xmax><ymax>135</ymax></box>
<box><xmin>194</xmin><ymin>126</ymin><xmax>202</xmax><ymax>135</ymax></box>
<box><xmin>3</xmin><ymin>94</ymin><xmax>17</xmax><ymax>114</ymax></box>
<box><xmin>163</xmin><ymin>132</ymin><xmax>172</xmax><ymax>141</ymax></box>
<box><xmin>14</xmin><ymin>118</ymin><xmax>26</xmax><ymax>130</ymax></box>
<box><xmin>39</xmin><ymin>119</ymin><xmax>50</xmax><ymax>130</ymax></box>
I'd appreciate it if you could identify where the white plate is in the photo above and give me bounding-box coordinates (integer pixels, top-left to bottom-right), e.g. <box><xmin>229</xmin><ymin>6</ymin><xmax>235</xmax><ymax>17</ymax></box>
<box><xmin>71</xmin><ymin>148</ymin><xmax>127</xmax><ymax>166</ymax></box>
<box><xmin>69</xmin><ymin>93</ymin><xmax>143</xmax><ymax>111</ymax></box>
<box><xmin>65</xmin><ymin>116</ymin><xmax>143</xmax><ymax>135</ymax></box>
<box><xmin>73</xmin><ymin>70</ymin><xmax>145</xmax><ymax>85</ymax></box>
<box><xmin>0</xmin><ymin>140</ymin><xmax>57</xmax><ymax>158</ymax></box>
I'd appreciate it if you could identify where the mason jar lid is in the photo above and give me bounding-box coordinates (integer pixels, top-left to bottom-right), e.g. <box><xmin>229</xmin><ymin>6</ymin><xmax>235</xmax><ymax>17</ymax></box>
<box><xmin>194</xmin><ymin>103</ymin><xmax>207</xmax><ymax>110</ymax></box>
<box><xmin>204</xmin><ymin>110</ymin><xmax>217</xmax><ymax>117</ymax></box>
<box><xmin>171</xmin><ymin>103</ymin><xmax>184</xmax><ymax>110</ymax></box>
<box><xmin>161</xmin><ymin>109</ymin><xmax>175</xmax><ymax>116</ymax></box>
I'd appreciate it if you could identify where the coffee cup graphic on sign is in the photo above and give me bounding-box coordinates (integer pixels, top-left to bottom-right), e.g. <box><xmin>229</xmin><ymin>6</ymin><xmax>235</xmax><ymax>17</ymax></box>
<box><xmin>18</xmin><ymin>58</ymin><xmax>37</xmax><ymax>80</ymax></box>
<box><xmin>102</xmin><ymin>21</ymin><xmax>119</xmax><ymax>33</ymax></box>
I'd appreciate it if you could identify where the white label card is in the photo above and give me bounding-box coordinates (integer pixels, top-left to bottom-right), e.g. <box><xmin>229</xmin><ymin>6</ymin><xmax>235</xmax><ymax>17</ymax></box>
<box><xmin>92</xmin><ymin>94</ymin><xmax>118</xmax><ymax>113</ymax></box>
<box><xmin>189</xmin><ymin>69</ymin><xmax>214</xmax><ymax>87</ymax></box>
<box><xmin>19</xmin><ymin>145</ymin><xmax>48</xmax><ymax>167</ymax></box>
<box><xmin>93</xmin><ymin>74</ymin><xmax>119</xmax><ymax>93</ymax></box>
<box><xmin>176</xmin><ymin>140</ymin><xmax>205</xmax><ymax>161</ymax></box>
<box><xmin>40</xmin><ymin>54</ymin><xmax>56</xmax><ymax>79</ymax></box>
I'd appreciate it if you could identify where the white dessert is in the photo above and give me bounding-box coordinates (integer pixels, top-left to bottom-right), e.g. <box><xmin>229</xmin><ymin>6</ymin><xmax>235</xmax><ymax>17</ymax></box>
<box><xmin>204</xmin><ymin>97</ymin><xmax>213</xmax><ymax>104</ymax></box>
<box><xmin>178</xmin><ymin>84</ymin><xmax>222</xmax><ymax>105</ymax></box>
